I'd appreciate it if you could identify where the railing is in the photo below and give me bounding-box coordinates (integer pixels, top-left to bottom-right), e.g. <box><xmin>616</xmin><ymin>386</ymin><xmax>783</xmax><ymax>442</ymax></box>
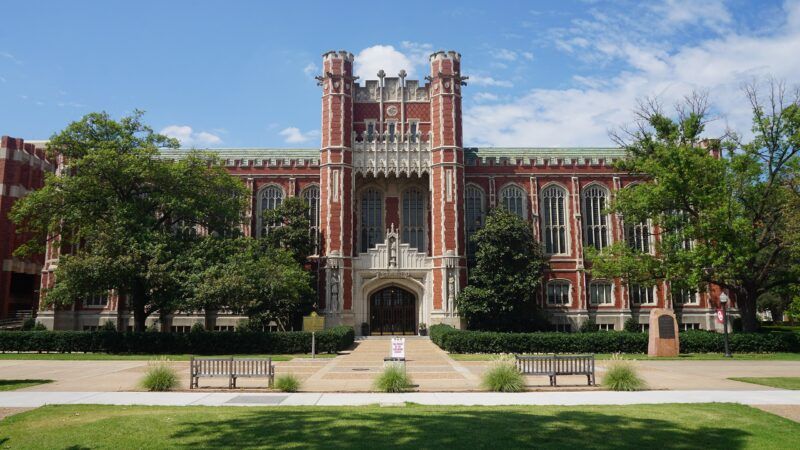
<box><xmin>352</xmin><ymin>132</ymin><xmax>432</xmax><ymax>177</ymax></box>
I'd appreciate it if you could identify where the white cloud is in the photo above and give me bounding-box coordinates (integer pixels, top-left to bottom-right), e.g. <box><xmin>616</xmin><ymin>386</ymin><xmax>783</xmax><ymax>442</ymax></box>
<box><xmin>469</xmin><ymin>75</ymin><xmax>513</xmax><ymax>88</ymax></box>
<box><xmin>303</xmin><ymin>62</ymin><xmax>319</xmax><ymax>78</ymax></box>
<box><xmin>473</xmin><ymin>92</ymin><xmax>499</xmax><ymax>103</ymax></box>
<box><xmin>0</xmin><ymin>51</ymin><xmax>22</xmax><ymax>65</ymax></box>
<box><xmin>494</xmin><ymin>48</ymin><xmax>518</xmax><ymax>61</ymax></box>
<box><xmin>522</xmin><ymin>51</ymin><xmax>534</xmax><ymax>61</ymax></box>
<box><xmin>160</xmin><ymin>125</ymin><xmax>223</xmax><ymax>147</ymax></box>
<box><xmin>651</xmin><ymin>0</ymin><xmax>732</xmax><ymax>33</ymax></box>
<box><xmin>464</xmin><ymin>0</ymin><xmax>800</xmax><ymax>147</ymax></box>
<box><xmin>279</xmin><ymin>127</ymin><xmax>318</xmax><ymax>144</ymax></box>
<box><xmin>355</xmin><ymin>45</ymin><xmax>416</xmax><ymax>79</ymax></box>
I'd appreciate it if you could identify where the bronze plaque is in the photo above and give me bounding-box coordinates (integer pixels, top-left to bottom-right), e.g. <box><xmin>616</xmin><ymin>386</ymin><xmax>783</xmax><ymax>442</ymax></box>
<box><xmin>658</xmin><ymin>314</ymin><xmax>675</xmax><ymax>339</ymax></box>
<box><xmin>303</xmin><ymin>312</ymin><xmax>325</xmax><ymax>332</ymax></box>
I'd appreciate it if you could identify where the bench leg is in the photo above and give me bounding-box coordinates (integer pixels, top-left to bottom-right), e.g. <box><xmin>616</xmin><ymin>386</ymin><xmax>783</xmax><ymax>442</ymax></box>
<box><xmin>552</xmin><ymin>375</ymin><xmax>557</xmax><ymax>386</ymax></box>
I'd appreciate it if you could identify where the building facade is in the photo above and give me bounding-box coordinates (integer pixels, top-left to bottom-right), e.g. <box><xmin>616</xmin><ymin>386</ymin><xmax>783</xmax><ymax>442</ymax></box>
<box><xmin>2</xmin><ymin>50</ymin><xmax>730</xmax><ymax>333</ymax></box>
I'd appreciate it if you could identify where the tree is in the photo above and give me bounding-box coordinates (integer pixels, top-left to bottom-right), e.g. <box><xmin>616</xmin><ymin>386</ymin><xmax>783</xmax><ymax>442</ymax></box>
<box><xmin>261</xmin><ymin>196</ymin><xmax>314</xmax><ymax>264</ymax></box>
<box><xmin>10</xmin><ymin>111</ymin><xmax>248</xmax><ymax>331</ymax></box>
<box><xmin>590</xmin><ymin>83</ymin><xmax>800</xmax><ymax>332</ymax></box>
<box><xmin>456</xmin><ymin>208</ymin><xmax>548</xmax><ymax>331</ymax></box>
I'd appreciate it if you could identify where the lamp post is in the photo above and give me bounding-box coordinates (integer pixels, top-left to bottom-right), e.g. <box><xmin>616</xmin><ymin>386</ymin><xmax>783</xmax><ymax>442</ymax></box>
<box><xmin>720</xmin><ymin>292</ymin><xmax>732</xmax><ymax>358</ymax></box>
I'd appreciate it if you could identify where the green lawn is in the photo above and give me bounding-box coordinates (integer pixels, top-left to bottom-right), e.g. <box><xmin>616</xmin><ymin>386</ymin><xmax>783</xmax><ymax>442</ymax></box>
<box><xmin>0</xmin><ymin>403</ymin><xmax>797</xmax><ymax>449</ymax></box>
<box><xmin>449</xmin><ymin>352</ymin><xmax>800</xmax><ymax>361</ymax></box>
<box><xmin>0</xmin><ymin>353</ymin><xmax>337</xmax><ymax>361</ymax></box>
<box><xmin>729</xmin><ymin>377</ymin><xmax>800</xmax><ymax>390</ymax></box>
<box><xmin>0</xmin><ymin>379</ymin><xmax>52</xmax><ymax>391</ymax></box>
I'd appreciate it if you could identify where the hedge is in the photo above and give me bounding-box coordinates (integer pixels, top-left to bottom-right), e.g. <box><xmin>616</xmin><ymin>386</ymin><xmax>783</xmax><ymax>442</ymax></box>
<box><xmin>428</xmin><ymin>324</ymin><xmax>800</xmax><ymax>354</ymax></box>
<box><xmin>0</xmin><ymin>326</ymin><xmax>354</xmax><ymax>355</ymax></box>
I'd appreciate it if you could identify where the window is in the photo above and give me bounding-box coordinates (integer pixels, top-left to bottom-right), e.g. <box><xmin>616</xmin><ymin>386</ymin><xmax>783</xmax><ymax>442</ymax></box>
<box><xmin>402</xmin><ymin>188</ymin><xmax>425</xmax><ymax>251</ymax></box>
<box><xmin>589</xmin><ymin>281</ymin><xmax>614</xmax><ymax>305</ymax></box>
<box><xmin>672</xmin><ymin>286</ymin><xmax>698</xmax><ymax>305</ymax></box>
<box><xmin>83</xmin><ymin>293</ymin><xmax>108</xmax><ymax>308</ymax></box>
<box><xmin>303</xmin><ymin>186</ymin><xmax>320</xmax><ymax>255</ymax></box>
<box><xmin>680</xmin><ymin>322</ymin><xmax>701</xmax><ymax>331</ymax></box>
<box><xmin>258</xmin><ymin>185</ymin><xmax>284</xmax><ymax>237</ymax></box>
<box><xmin>409</xmin><ymin>121</ymin><xmax>418</xmax><ymax>142</ymax></box>
<box><xmin>550</xmin><ymin>323</ymin><xmax>572</xmax><ymax>332</ymax></box>
<box><xmin>541</xmin><ymin>185</ymin><xmax>568</xmax><ymax>254</ymax></box>
<box><xmin>465</xmin><ymin>185</ymin><xmax>485</xmax><ymax>261</ymax></box>
<box><xmin>629</xmin><ymin>284</ymin><xmax>655</xmax><ymax>305</ymax></box>
<box><xmin>546</xmin><ymin>280</ymin><xmax>571</xmax><ymax>305</ymax></box>
<box><xmin>215</xmin><ymin>325</ymin><xmax>236</xmax><ymax>332</ymax></box>
<box><xmin>625</xmin><ymin>220</ymin><xmax>651</xmax><ymax>253</ymax></box>
<box><xmin>597</xmin><ymin>323</ymin><xmax>616</xmax><ymax>331</ymax></box>
<box><xmin>387</xmin><ymin>122</ymin><xmax>396</xmax><ymax>142</ymax></box>
<box><xmin>171</xmin><ymin>325</ymin><xmax>192</xmax><ymax>333</ymax></box>
<box><xmin>639</xmin><ymin>323</ymin><xmax>650</xmax><ymax>332</ymax></box>
<box><xmin>500</xmin><ymin>185</ymin><xmax>526</xmax><ymax>219</ymax></box>
<box><xmin>583</xmin><ymin>185</ymin><xmax>610</xmax><ymax>250</ymax></box>
<box><xmin>366</xmin><ymin>121</ymin><xmax>376</xmax><ymax>142</ymax></box>
<box><xmin>360</xmin><ymin>188</ymin><xmax>383</xmax><ymax>253</ymax></box>
<box><xmin>668</xmin><ymin>210</ymin><xmax>694</xmax><ymax>250</ymax></box>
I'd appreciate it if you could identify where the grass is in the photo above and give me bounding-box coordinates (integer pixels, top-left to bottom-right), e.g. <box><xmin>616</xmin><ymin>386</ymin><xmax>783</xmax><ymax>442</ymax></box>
<box><xmin>481</xmin><ymin>360</ymin><xmax>524</xmax><ymax>392</ymax></box>
<box><xmin>0</xmin><ymin>379</ymin><xmax>52</xmax><ymax>391</ymax></box>
<box><xmin>449</xmin><ymin>352</ymin><xmax>800</xmax><ymax>361</ymax></box>
<box><xmin>374</xmin><ymin>365</ymin><xmax>414</xmax><ymax>393</ymax></box>
<box><xmin>140</xmin><ymin>360</ymin><xmax>180</xmax><ymax>391</ymax></box>
<box><xmin>602</xmin><ymin>359</ymin><xmax>647</xmax><ymax>391</ymax></box>
<box><xmin>0</xmin><ymin>353</ymin><xmax>337</xmax><ymax>361</ymax></box>
<box><xmin>274</xmin><ymin>374</ymin><xmax>301</xmax><ymax>392</ymax></box>
<box><xmin>1</xmin><ymin>404</ymin><xmax>798</xmax><ymax>448</ymax></box>
<box><xmin>729</xmin><ymin>377</ymin><xmax>800</xmax><ymax>390</ymax></box>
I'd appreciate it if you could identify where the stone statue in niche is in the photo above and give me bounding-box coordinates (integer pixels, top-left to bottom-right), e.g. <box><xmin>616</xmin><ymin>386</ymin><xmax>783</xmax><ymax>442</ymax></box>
<box><xmin>447</xmin><ymin>273</ymin><xmax>455</xmax><ymax>312</ymax></box>
<box><xmin>388</xmin><ymin>236</ymin><xmax>397</xmax><ymax>268</ymax></box>
<box><xmin>329</xmin><ymin>270</ymin><xmax>340</xmax><ymax>312</ymax></box>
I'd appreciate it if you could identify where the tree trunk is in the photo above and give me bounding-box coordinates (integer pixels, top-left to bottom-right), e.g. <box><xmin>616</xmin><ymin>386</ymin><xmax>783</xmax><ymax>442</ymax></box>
<box><xmin>204</xmin><ymin>308</ymin><xmax>217</xmax><ymax>331</ymax></box>
<box><xmin>738</xmin><ymin>287</ymin><xmax>759</xmax><ymax>332</ymax></box>
<box><xmin>131</xmin><ymin>282</ymin><xmax>148</xmax><ymax>332</ymax></box>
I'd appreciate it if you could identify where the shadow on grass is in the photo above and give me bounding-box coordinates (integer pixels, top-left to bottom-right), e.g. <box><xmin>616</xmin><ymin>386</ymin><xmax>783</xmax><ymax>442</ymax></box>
<box><xmin>0</xmin><ymin>379</ymin><xmax>52</xmax><ymax>391</ymax></box>
<box><xmin>169</xmin><ymin>407</ymin><xmax>752</xmax><ymax>449</ymax></box>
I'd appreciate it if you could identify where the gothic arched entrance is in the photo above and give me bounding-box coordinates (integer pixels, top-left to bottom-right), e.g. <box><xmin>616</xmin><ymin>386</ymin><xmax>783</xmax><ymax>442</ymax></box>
<box><xmin>369</xmin><ymin>286</ymin><xmax>417</xmax><ymax>335</ymax></box>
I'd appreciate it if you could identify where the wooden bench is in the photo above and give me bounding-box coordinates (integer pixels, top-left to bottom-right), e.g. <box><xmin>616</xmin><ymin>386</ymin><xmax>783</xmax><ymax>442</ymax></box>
<box><xmin>514</xmin><ymin>354</ymin><xmax>595</xmax><ymax>386</ymax></box>
<box><xmin>189</xmin><ymin>357</ymin><xmax>275</xmax><ymax>389</ymax></box>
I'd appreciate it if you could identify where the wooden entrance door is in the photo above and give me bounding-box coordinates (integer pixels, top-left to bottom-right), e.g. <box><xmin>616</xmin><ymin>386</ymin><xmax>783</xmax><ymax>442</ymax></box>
<box><xmin>369</xmin><ymin>286</ymin><xmax>416</xmax><ymax>335</ymax></box>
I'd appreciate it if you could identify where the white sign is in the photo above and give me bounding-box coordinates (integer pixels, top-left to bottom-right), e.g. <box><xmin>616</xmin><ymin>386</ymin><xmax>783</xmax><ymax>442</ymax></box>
<box><xmin>391</xmin><ymin>337</ymin><xmax>405</xmax><ymax>359</ymax></box>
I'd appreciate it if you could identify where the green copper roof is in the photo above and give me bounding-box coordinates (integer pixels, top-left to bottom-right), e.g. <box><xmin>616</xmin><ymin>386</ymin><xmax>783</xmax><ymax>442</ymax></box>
<box><xmin>158</xmin><ymin>148</ymin><xmax>318</xmax><ymax>159</ymax></box>
<box><xmin>158</xmin><ymin>147</ymin><xmax>625</xmax><ymax>159</ymax></box>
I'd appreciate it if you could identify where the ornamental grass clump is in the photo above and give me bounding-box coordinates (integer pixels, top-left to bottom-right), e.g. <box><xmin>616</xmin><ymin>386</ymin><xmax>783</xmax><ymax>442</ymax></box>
<box><xmin>274</xmin><ymin>374</ymin><xmax>301</xmax><ymax>392</ymax></box>
<box><xmin>603</xmin><ymin>355</ymin><xmax>647</xmax><ymax>391</ymax></box>
<box><xmin>140</xmin><ymin>359</ymin><xmax>179</xmax><ymax>392</ymax></box>
<box><xmin>481</xmin><ymin>358</ymin><xmax>524</xmax><ymax>392</ymax></box>
<box><xmin>374</xmin><ymin>365</ymin><xmax>413</xmax><ymax>393</ymax></box>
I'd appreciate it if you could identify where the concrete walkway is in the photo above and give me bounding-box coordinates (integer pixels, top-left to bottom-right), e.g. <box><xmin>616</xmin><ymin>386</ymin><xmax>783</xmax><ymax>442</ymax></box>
<box><xmin>1</xmin><ymin>390</ymin><xmax>799</xmax><ymax>407</ymax></box>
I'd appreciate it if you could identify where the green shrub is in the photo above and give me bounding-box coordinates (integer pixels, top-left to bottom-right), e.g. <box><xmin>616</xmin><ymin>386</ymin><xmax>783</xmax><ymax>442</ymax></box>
<box><xmin>427</xmin><ymin>325</ymin><xmax>800</xmax><ymax>354</ymax></box>
<box><xmin>100</xmin><ymin>320</ymin><xmax>117</xmax><ymax>331</ymax></box>
<box><xmin>140</xmin><ymin>360</ymin><xmax>179</xmax><ymax>391</ymax></box>
<box><xmin>374</xmin><ymin>365</ymin><xmax>413</xmax><ymax>393</ymax></box>
<box><xmin>481</xmin><ymin>359</ymin><xmax>524</xmax><ymax>392</ymax></box>
<box><xmin>623</xmin><ymin>318</ymin><xmax>640</xmax><ymax>333</ymax></box>
<box><xmin>0</xmin><ymin>326</ymin><xmax>354</xmax><ymax>355</ymax></box>
<box><xmin>190</xmin><ymin>322</ymin><xmax>205</xmax><ymax>333</ymax></box>
<box><xmin>274</xmin><ymin>374</ymin><xmax>301</xmax><ymax>392</ymax></box>
<box><xmin>603</xmin><ymin>359</ymin><xmax>647</xmax><ymax>391</ymax></box>
<box><xmin>20</xmin><ymin>318</ymin><xmax>36</xmax><ymax>331</ymax></box>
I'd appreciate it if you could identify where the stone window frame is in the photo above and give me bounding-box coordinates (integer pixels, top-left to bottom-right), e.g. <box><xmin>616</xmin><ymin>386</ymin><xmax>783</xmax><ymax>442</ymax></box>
<box><xmin>588</xmin><ymin>279</ymin><xmax>614</xmax><ymax>305</ymax></box>
<box><xmin>464</xmin><ymin>183</ymin><xmax>486</xmax><ymax>261</ymax></box>
<box><xmin>257</xmin><ymin>184</ymin><xmax>285</xmax><ymax>238</ymax></box>
<box><xmin>400</xmin><ymin>186</ymin><xmax>426</xmax><ymax>253</ymax></box>
<box><xmin>499</xmin><ymin>183</ymin><xmax>527</xmax><ymax>219</ymax></box>
<box><xmin>628</xmin><ymin>283</ymin><xmax>656</xmax><ymax>305</ymax></box>
<box><xmin>540</xmin><ymin>183</ymin><xmax>570</xmax><ymax>255</ymax></box>
<box><xmin>546</xmin><ymin>279</ymin><xmax>572</xmax><ymax>306</ymax></box>
<box><xmin>671</xmin><ymin>285</ymin><xmax>700</xmax><ymax>305</ymax></box>
<box><xmin>83</xmin><ymin>293</ymin><xmax>109</xmax><ymax>308</ymax></box>
<box><xmin>302</xmin><ymin>184</ymin><xmax>321</xmax><ymax>256</ymax></box>
<box><xmin>358</xmin><ymin>186</ymin><xmax>385</xmax><ymax>254</ymax></box>
<box><xmin>582</xmin><ymin>183</ymin><xmax>611</xmax><ymax>250</ymax></box>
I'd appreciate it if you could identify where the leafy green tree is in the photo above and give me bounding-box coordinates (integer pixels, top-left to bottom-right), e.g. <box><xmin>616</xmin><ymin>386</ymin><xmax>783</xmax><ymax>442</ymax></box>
<box><xmin>456</xmin><ymin>208</ymin><xmax>548</xmax><ymax>331</ymax></box>
<box><xmin>10</xmin><ymin>111</ymin><xmax>248</xmax><ymax>331</ymax></box>
<box><xmin>261</xmin><ymin>196</ymin><xmax>314</xmax><ymax>264</ymax></box>
<box><xmin>590</xmin><ymin>85</ymin><xmax>800</xmax><ymax>332</ymax></box>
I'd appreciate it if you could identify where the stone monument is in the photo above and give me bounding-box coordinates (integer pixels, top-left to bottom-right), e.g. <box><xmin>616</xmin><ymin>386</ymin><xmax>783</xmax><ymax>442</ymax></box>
<box><xmin>647</xmin><ymin>308</ymin><xmax>679</xmax><ymax>357</ymax></box>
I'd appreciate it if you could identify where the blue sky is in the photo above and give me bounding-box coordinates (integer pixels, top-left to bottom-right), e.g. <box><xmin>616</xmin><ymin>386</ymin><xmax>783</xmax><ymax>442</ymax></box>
<box><xmin>1</xmin><ymin>0</ymin><xmax>798</xmax><ymax>148</ymax></box>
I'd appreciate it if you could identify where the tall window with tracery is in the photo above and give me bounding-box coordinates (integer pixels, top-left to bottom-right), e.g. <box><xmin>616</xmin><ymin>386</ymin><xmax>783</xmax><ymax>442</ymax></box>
<box><xmin>541</xmin><ymin>185</ymin><xmax>568</xmax><ymax>254</ymax></box>
<box><xmin>464</xmin><ymin>185</ymin><xmax>485</xmax><ymax>261</ymax></box>
<box><xmin>360</xmin><ymin>188</ymin><xmax>383</xmax><ymax>253</ymax></box>
<box><xmin>500</xmin><ymin>185</ymin><xmax>526</xmax><ymax>219</ymax></box>
<box><xmin>583</xmin><ymin>185</ymin><xmax>609</xmax><ymax>250</ymax></box>
<box><xmin>303</xmin><ymin>186</ymin><xmax>320</xmax><ymax>255</ymax></box>
<box><xmin>258</xmin><ymin>185</ymin><xmax>284</xmax><ymax>237</ymax></box>
<box><xmin>625</xmin><ymin>220</ymin><xmax>651</xmax><ymax>253</ymax></box>
<box><xmin>402</xmin><ymin>187</ymin><xmax>425</xmax><ymax>251</ymax></box>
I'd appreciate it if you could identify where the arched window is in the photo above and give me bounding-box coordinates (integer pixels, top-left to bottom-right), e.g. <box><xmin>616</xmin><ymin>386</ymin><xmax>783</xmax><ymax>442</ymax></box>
<box><xmin>303</xmin><ymin>186</ymin><xmax>320</xmax><ymax>255</ymax></box>
<box><xmin>541</xmin><ymin>185</ymin><xmax>568</xmax><ymax>254</ymax></box>
<box><xmin>546</xmin><ymin>280</ymin><xmax>571</xmax><ymax>305</ymax></box>
<box><xmin>360</xmin><ymin>188</ymin><xmax>383</xmax><ymax>253</ymax></box>
<box><xmin>464</xmin><ymin>184</ymin><xmax>485</xmax><ymax>260</ymax></box>
<box><xmin>625</xmin><ymin>220</ymin><xmax>651</xmax><ymax>253</ymax></box>
<box><xmin>583</xmin><ymin>185</ymin><xmax>610</xmax><ymax>250</ymax></box>
<box><xmin>589</xmin><ymin>280</ymin><xmax>613</xmax><ymax>305</ymax></box>
<box><xmin>628</xmin><ymin>284</ymin><xmax>655</xmax><ymax>305</ymax></box>
<box><xmin>500</xmin><ymin>185</ymin><xmax>526</xmax><ymax>219</ymax></box>
<box><xmin>258</xmin><ymin>185</ymin><xmax>284</xmax><ymax>237</ymax></box>
<box><xmin>402</xmin><ymin>187</ymin><xmax>425</xmax><ymax>251</ymax></box>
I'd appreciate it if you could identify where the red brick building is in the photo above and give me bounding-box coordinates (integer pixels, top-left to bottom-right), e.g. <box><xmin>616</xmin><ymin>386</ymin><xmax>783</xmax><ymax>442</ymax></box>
<box><xmin>4</xmin><ymin>50</ymin><xmax>729</xmax><ymax>333</ymax></box>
